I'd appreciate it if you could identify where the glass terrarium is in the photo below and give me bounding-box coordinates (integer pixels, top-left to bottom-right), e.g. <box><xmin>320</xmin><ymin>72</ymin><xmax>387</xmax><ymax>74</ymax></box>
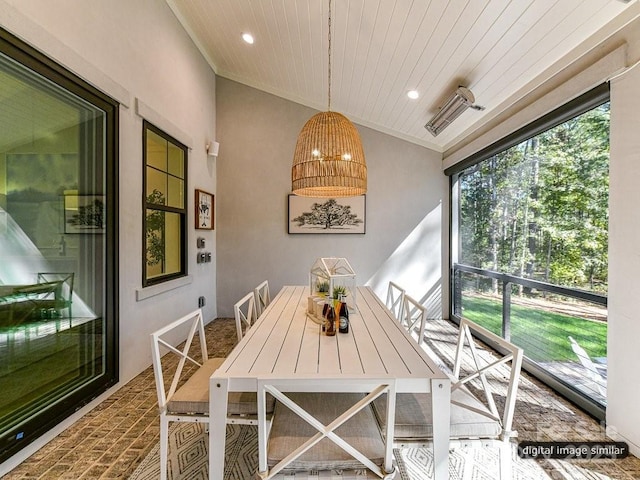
<box><xmin>309</xmin><ymin>257</ymin><xmax>356</xmax><ymax>310</ymax></box>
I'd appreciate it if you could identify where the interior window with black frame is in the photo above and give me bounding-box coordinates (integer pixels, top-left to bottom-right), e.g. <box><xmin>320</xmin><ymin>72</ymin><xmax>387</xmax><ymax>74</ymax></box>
<box><xmin>143</xmin><ymin>121</ymin><xmax>187</xmax><ymax>286</ymax></box>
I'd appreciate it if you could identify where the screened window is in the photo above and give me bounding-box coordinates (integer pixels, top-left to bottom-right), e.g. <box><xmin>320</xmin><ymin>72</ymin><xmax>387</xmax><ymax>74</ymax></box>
<box><xmin>143</xmin><ymin>122</ymin><xmax>187</xmax><ymax>286</ymax></box>
<box><xmin>458</xmin><ymin>101</ymin><xmax>609</xmax><ymax>289</ymax></box>
<box><xmin>450</xmin><ymin>85</ymin><xmax>609</xmax><ymax>418</ymax></box>
<box><xmin>0</xmin><ymin>28</ymin><xmax>118</xmax><ymax>461</ymax></box>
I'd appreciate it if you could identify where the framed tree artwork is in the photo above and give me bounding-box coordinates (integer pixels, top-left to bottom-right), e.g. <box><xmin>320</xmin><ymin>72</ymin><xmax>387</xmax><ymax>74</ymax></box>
<box><xmin>288</xmin><ymin>195</ymin><xmax>366</xmax><ymax>234</ymax></box>
<box><xmin>195</xmin><ymin>189</ymin><xmax>214</xmax><ymax>230</ymax></box>
<box><xmin>64</xmin><ymin>194</ymin><xmax>105</xmax><ymax>234</ymax></box>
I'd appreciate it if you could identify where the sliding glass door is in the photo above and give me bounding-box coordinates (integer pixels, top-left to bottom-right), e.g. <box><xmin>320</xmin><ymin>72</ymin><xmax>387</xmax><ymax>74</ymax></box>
<box><xmin>0</xmin><ymin>29</ymin><xmax>118</xmax><ymax>461</ymax></box>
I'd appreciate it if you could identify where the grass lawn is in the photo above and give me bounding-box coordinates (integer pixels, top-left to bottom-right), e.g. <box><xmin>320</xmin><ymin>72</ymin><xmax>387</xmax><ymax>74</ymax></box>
<box><xmin>461</xmin><ymin>294</ymin><xmax>607</xmax><ymax>363</ymax></box>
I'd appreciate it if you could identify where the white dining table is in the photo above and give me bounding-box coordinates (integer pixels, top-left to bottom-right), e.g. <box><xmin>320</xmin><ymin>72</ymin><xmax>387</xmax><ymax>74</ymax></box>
<box><xmin>209</xmin><ymin>285</ymin><xmax>451</xmax><ymax>480</ymax></box>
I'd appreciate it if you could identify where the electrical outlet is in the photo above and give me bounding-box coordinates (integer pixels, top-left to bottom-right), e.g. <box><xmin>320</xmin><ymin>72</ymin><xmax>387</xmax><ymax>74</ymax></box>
<box><xmin>198</xmin><ymin>296</ymin><xmax>206</xmax><ymax>307</ymax></box>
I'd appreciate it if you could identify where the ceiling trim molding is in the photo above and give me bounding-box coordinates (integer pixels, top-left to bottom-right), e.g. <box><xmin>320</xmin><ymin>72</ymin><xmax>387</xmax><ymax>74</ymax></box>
<box><xmin>165</xmin><ymin>0</ymin><xmax>219</xmax><ymax>75</ymax></box>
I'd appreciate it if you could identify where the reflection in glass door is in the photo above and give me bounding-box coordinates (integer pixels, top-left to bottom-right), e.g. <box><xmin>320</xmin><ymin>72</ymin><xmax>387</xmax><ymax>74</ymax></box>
<box><xmin>0</xmin><ymin>30</ymin><xmax>117</xmax><ymax>461</ymax></box>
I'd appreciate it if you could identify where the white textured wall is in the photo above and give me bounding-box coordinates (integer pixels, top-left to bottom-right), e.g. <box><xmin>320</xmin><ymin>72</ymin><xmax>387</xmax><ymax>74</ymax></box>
<box><xmin>607</xmin><ymin>60</ymin><xmax>640</xmax><ymax>455</ymax></box>
<box><xmin>215</xmin><ymin>78</ymin><xmax>447</xmax><ymax>318</ymax></box>
<box><xmin>0</xmin><ymin>0</ymin><xmax>217</xmax><ymax>385</ymax></box>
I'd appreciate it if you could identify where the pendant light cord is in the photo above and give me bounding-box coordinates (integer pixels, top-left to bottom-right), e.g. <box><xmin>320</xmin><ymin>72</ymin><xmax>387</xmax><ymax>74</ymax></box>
<box><xmin>291</xmin><ymin>0</ymin><xmax>367</xmax><ymax>197</ymax></box>
<box><xmin>328</xmin><ymin>0</ymin><xmax>332</xmax><ymax>112</ymax></box>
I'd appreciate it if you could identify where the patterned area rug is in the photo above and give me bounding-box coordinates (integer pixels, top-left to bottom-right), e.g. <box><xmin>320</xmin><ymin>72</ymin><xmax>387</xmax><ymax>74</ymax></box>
<box><xmin>394</xmin><ymin>446</ymin><xmax>551</xmax><ymax>479</ymax></box>
<box><xmin>130</xmin><ymin>423</ymin><xmax>551</xmax><ymax>479</ymax></box>
<box><xmin>130</xmin><ymin>423</ymin><xmax>256</xmax><ymax>480</ymax></box>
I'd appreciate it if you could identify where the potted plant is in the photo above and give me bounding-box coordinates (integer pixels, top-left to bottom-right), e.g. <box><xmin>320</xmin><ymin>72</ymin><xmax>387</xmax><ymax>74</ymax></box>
<box><xmin>315</xmin><ymin>280</ymin><xmax>330</xmax><ymax>296</ymax></box>
<box><xmin>332</xmin><ymin>285</ymin><xmax>347</xmax><ymax>300</ymax></box>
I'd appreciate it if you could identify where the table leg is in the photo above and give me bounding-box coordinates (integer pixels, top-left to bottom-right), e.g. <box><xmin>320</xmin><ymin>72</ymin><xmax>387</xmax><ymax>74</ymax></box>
<box><xmin>383</xmin><ymin>383</ymin><xmax>396</xmax><ymax>476</ymax></box>
<box><xmin>257</xmin><ymin>380</ymin><xmax>268</xmax><ymax>476</ymax></box>
<box><xmin>431</xmin><ymin>378</ymin><xmax>451</xmax><ymax>480</ymax></box>
<box><xmin>209</xmin><ymin>376</ymin><xmax>228</xmax><ymax>480</ymax></box>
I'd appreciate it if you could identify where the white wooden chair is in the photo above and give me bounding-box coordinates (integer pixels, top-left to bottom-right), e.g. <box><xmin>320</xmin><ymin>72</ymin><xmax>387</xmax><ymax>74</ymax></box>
<box><xmin>385</xmin><ymin>281</ymin><xmax>405</xmax><ymax>322</ymax></box>
<box><xmin>234</xmin><ymin>291</ymin><xmax>257</xmax><ymax>342</ymax></box>
<box><xmin>36</xmin><ymin>272</ymin><xmax>74</xmax><ymax>317</ymax></box>
<box><xmin>401</xmin><ymin>294</ymin><xmax>427</xmax><ymax>346</ymax></box>
<box><xmin>569</xmin><ymin>336</ymin><xmax>606</xmax><ymax>396</ymax></box>
<box><xmin>150</xmin><ymin>309</ymin><xmax>274</xmax><ymax>480</ymax></box>
<box><xmin>254</xmin><ymin>280</ymin><xmax>271</xmax><ymax>318</ymax></box>
<box><xmin>257</xmin><ymin>377</ymin><xmax>397</xmax><ymax>479</ymax></box>
<box><xmin>150</xmin><ymin>309</ymin><xmax>223</xmax><ymax>480</ymax></box>
<box><xmin>373</xmin><ymin>318</ymin><xmax>524</xmax><ymax>479</ymax></box>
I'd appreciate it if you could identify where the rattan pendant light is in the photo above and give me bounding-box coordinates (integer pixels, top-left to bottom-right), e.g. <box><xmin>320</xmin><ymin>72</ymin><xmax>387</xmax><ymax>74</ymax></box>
<box><xmin>291</xmin><ymin>0</ymin><xmax>366</xmax><ymax>197</ymax></box>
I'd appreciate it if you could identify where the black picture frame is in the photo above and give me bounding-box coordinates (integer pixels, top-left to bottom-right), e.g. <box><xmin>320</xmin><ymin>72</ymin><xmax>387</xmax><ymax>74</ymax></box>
<box><xmin>64</xmin><ymin>194</ymin><xmax>105</xmax><ymax>234</ymax></box>
<box><xmin>195</xmin><ymin>189</ymin><xmax>214</xmax><ymax>230</ymax></box>
<box><xmin>288</xmin><ymin>195</ymin><xmax>366</xmax><ymax>234</ymax></box>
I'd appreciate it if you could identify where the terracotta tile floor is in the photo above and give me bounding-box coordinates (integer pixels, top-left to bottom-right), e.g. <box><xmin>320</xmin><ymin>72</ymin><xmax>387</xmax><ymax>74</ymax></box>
<box><xmin>3</xmin><ymin>317</ymin><xmax>640</xmax><ymax>479</ymax></box>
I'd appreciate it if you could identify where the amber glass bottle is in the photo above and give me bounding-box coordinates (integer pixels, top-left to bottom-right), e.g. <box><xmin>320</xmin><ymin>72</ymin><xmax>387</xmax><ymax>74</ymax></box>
<box><xmin>325</xmin><ymin>305</ymin><xmax>336</xmax><ymax>336</ymax></box>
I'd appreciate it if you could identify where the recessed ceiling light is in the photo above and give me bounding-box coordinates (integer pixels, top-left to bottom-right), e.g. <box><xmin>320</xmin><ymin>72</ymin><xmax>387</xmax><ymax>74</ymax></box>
<box><xmin>242</xmin><ymin>33</ymin><xmax>254</xmax><ymax>44</ymax></box>
<box><xmin>407</xmin><ymin>90</ymin><xmax>419</xmax><ymax>100</ymax></box>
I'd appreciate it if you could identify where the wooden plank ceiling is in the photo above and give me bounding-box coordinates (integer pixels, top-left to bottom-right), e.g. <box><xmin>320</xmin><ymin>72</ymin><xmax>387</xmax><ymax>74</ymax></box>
<box><xmin>168</xmin><ymin>0</ymin><xmax>638</xmax><ymax>152</ymax></box>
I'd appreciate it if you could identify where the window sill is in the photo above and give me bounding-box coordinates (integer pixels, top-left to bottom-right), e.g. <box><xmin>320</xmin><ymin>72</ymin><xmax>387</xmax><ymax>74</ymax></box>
<box><xmin>136</xmin><ymin>275</ymin><xmax>193</xmax><ymax>301</ymax></box>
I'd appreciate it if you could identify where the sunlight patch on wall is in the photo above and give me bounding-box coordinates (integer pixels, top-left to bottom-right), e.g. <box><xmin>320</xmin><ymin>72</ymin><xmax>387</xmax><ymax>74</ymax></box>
<box><xmin>366</xmin><ymin>202</ymin><xmax>442</xmax><ymax>318</ymax></box>
<box><xmin>0</xmin><ymin>206</ymin><xmax>93</xmax><ymax>316</ymax></box>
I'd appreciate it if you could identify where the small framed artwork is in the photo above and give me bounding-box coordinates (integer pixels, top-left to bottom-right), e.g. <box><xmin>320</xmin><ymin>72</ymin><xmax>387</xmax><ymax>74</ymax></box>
<box><xmin>64</xmin><ymin>194</ymin><xmax>105</xmax><ymax>234</ymax></box>
<box><xmin>288</xmin><ymin>195</ymin><xmax>366</xmax><ymax>234</ymax></box>
<box><xmin>195</xmin><ymin>189</ymin><xmax>214</xmax><ymax>230</ymax></box>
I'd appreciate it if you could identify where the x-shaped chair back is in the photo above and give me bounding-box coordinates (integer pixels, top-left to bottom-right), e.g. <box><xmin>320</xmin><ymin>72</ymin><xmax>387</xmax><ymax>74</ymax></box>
<box><xmin>401</xmin><ymin>294</ymin><xmax>427</xmax><ymax>345</ymax></box>
<box><xmin>37</xmin><ymin>272</ymin><xmax>75</xmax><ymax>317</ymax></box>
<box><xmin>37</xmin><ymin>272</ymin><xmax>74</xmax><ymax>299</ymax></box>
<box><xmin>385</xmin><ymin>281</ymin><xmax>405</xmax><ymax>322</ymax></box>
<box><xmin>257</xmin><ymin>377</ymin><xmax>397</xmax><ymax>479</ymax></box>
<box><xmin>234</xmin><ymin>291</ymin><xmax>257</xmax><ymax>342</ymax></box>
<box><xmin>151</xmin><ymin>309</ymin><xmax>227</xmax><ymax>480</ymax></box>
<box><xmin>452</xmin><ymin>318</ymin><xmax>524</xmax><ymax>439</ymax></box>
<box><xmin>254</xmin><ymin>280</ymin><xmax>271</xmax><ymax>318</ymax></box>
<box><xmin>150</xmin><ymin>309</ymin><xmax>208</xmax><ymax>412</ymax></box>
